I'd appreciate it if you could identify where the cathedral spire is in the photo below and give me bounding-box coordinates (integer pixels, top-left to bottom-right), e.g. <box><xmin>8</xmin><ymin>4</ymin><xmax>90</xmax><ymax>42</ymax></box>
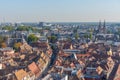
<box><xmin>103</xmin><ymin>20</ymin><xmax>106</xmax><ymax>28</ymax></box>
<box><xmin>103</xmin><ymin>20</ymin><xmax>106</xmax><ymax>34</ymax></box>
<box><xmin>98</xmin><ymin>20</ymin><xmax>101</xmax><ymax>33</ymax></box>
<box><xmin>99</xmin><ymin>20</ymin><xmax>101</xmax><ymax>29</ymax></box>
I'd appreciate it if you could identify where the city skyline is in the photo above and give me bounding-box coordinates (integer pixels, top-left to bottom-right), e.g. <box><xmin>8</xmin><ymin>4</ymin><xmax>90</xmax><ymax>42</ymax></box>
<box><xmin>0</xmin><ymin>0</ymin><xmax>120</xmax><ymax>22</ymax></box>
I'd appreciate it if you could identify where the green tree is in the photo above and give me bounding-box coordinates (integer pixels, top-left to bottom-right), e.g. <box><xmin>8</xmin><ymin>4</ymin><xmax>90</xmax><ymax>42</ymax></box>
<box><xmin>0</xmin><ymin>36</ymin><xmax>4</xmax><ymax>43</ymax></box>
<box><xmin>13</xmin><ymin>42</ymin><xmax>22</xmax><ymax>51</ymax></box>
<box><xmin>17</xmin><ymin>26</ymin><xmax>31</xmax><ymax>31</ymax></box>
<box><xmin>2</xmin><ymin>26</ymin><xmax>14</xmax><ymax>31</ymax></box>
<box><xmin>48</xmin><ymin>35</ymin><xmax>57</xmax><ymax>43</ymax></box>
<box><xmin>67</xmin><ymin>37</ymin><xmax>72</xmax><ymax>41</ymax></box>
<box><xmin>27</xmin><ymin>34</ymin><xmax>39</xmax><ymax>43</ymax></box>
<box><xmin>84</xmin><ymin>34</ymin><xmax>89</xmax><ymax>38</ymax></box>
<box><xmin>89</xmin><ymin>32</ymin><xmax>92</xmax><ymax>40</ymax></box>
<box><xmin>44</xmin><ymin>27</ymin><xmax>50</xmax><ymax>30</ymax></box>
<box><xmin>75</xmin><ymin>33</ymin><xmax>79</xmax><ymax>40</ymax></box>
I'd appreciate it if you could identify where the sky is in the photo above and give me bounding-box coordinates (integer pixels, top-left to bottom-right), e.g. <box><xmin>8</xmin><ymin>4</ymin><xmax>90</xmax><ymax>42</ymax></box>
<box><xmin>0</xmin><ymin>0</ymin><xmax>120</xmax><ymax>22</ymax></box>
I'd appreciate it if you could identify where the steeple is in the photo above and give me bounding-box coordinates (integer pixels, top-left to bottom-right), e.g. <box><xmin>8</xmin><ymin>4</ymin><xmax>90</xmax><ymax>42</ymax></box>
<box><xmin>99</xmin><ymin>20</ymin><xmax>101</xmax><ymax>29</ymax></box>
<box><xmin>98</xmin><ymin>20</ymin><xmax>102</xmax><ymax>33</ymax></box>
<box><xmin>98</xmin><ymin>20</ymin><xmax>106</xmax><ymax>34</ymax></box>
<box><xmin>103</xmin><ymin>20</ymin><xmax>106</xmax><ymax>34</ymax></box>
<box><xmin>103</xmin><ymin>20</ymin><xmax>106</xmax><ymax>28</ymax></box>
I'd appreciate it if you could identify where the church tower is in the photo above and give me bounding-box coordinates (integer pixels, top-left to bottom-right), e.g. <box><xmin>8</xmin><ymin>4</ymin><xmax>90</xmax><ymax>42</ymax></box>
<box><xmin>103</xmin><ymin>20</ymin><xmax>106</xmax><ymax>34</ymax></box>
<box><xmin>103</xmin><ymin>20</ymin><xmax>106</xmax><ymax>28</ymax></box>
<box><xmin>98</xmin><ymin>20</ymin><xmax>101</xmax><ymax>30</ymax></box>
<box><xmin>98</xmin><ymin>20</ymin><xmax>102</xmax><ymax>33</ymax></box>
<box><xmin>97</xmin><ymin>20</ymin><xmax>106</xmax><ymax>34</ymax></box>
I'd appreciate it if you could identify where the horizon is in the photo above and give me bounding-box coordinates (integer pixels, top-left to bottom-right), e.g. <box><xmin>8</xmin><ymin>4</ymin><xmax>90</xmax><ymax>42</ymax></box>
<box><xmin>1</xmin><ymin>21</ymin><xmax>120</xmax><ymax>23</ymax></box>
<box><xmin>0</xmin><ymin>0</ymin><xmax>120</xmax><ymax>22</ymax></box>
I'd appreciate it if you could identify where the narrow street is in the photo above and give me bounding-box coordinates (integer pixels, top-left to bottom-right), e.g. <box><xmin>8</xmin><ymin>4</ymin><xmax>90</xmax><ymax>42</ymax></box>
<box><xmin>108</xmin><ymin>62</ymin><xmax>119</xmax><ymax>80</ymax></box>
<box><xmin>37</xmin><ymin>43</ymin><xmax>59</xmax><ymax>80</ymax></box>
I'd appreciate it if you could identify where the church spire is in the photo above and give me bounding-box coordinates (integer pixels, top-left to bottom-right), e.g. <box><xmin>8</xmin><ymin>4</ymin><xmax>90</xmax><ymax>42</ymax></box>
<box><xmin>99</xmin><ymin>20</ymin><xmax>101</xmax><ymax>29</ymax></box>
<box><xmin>103</xmin><ymin>20</ymin><xmax>106</xmax><ymax>28</ymax></box>
<box><xmin>103</xmin><ymin>20</ymin><xmax>106</xmax><ymax>34</ymax></box>
<box><xmin>98</xmin><ymin>20</ymin><xmax>101</xmax><ymax>33</ymax></box>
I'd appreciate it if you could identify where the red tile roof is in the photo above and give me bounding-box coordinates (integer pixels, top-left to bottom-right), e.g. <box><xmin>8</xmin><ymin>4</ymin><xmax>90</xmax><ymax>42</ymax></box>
<box><xmin>114</xmin><ymin>64</ymin><xmax>120</xmax><ymax>80</ymax></box>
<box><xmin>15</xmin><ymin>69</ymin><xmax>28</xmax><ymax>80</ymax></box>
<box><xmin>28</xmin><ymin>62</ymin><xmax>40</xmax><ymax>75</ymax></box>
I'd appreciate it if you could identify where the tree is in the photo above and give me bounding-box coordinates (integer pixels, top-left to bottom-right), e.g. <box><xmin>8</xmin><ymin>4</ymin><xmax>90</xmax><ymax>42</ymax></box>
<box><xmin>75</xmin><ymin>33</ymin><xmax>79</xmax><ymax>40</ymax></box>
<box><xmin>0</xmin><ymin>36</ymin><xmax>3</xmax><ymax>43</ymax></box>
<box><xmin>89</xmin><ymin>32</ymin><xmax>92</xmax><ymax>40</ymax></box>
<box><xmin>0</xmin><ymin>42</ymin><xmax>7</xmax><ymax>48</ymax></box>
<box><xmin>13</xmin><ymin>42</ymin><xmax>22</xmax><ymax>51</ymax></box>
<box><xmin>44</xmin><ymin>27</ymin><xmax>50</xmax><ymax>30</ymax></box>
<box><xmin>48</xmin><ymin>35</ymin><xmax>57</xmax><ymax>43</ymax></box>
<box><xmin>27</xmin><ymin>34</ymin><xmax>39</xmax><ymax>43</ymax></box>
<box><xmin>84</xmin><ymin>34</ymin><xmax>89</xmax><ymax>38</ymax></box>
<box><xmin>2</xmin><ymin>26</ymin><xmax>14</xmax><ymax>31</ymax></box>
<box><xmin>67</xmin><ymin>37</ymin><xmax>72</xmax><ymax>41</ymax></box>
<box><xmin>17</xmin><ymin>26</ymin><xmax>31</xmax><ymax>31</ymax></box>
<box><xmin>0</xmin><ymin>36</ymin><xmax>8</xmax><ymax>48</ymax></box>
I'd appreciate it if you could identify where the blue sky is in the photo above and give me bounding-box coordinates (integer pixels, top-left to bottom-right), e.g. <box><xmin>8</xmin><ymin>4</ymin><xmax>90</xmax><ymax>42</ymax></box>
<box><xmin>0</xmin><ymin>0</ymin><xmax>120</xmax><ymax>22</ymax></box>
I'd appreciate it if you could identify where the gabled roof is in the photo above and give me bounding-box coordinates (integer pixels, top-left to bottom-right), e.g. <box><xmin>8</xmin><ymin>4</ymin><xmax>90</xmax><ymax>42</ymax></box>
<box><xmin>20</xmin><ymin>43</ymin><xmax>32</xmax><ymax>53</ymax></box>
<box><xmin>0</xmin><ymin>64</ymin><xmax>2</xmax><ymax>69</ymax></box>
<box><xmin>31</xmin><ymin>42</ymin><xmax>48</xmax><ymax>49</ymax></box>
<box><xmin>114</xmin><ymin>64</ymin><xmax>120</xmax><ymax>80</ymax></box>
<box><xmin>28</xmin><ymin>62</ymin><xmax>40</xmax><ymax>75</ymax></box>
<box><xmin>15</xmin><ymin>69</ymin><xmax>28</xmax><ymax>80</ymax></box>
<box><xmin>96</xmin><ymin>66</ymin><xmax>103</xmax><ymax>75</ymax></box>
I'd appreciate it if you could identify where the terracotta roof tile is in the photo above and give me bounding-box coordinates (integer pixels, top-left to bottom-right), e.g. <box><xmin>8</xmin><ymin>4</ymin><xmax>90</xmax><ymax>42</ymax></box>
<box><xmin>28</xmin><ymin>62</ymin><xmax>40</xmax><ymax>75</ymax></box>
<box><xmin>15</xmin><ymin>69</ymin><xmax>28</xmax><ymax>80</ymax></box>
